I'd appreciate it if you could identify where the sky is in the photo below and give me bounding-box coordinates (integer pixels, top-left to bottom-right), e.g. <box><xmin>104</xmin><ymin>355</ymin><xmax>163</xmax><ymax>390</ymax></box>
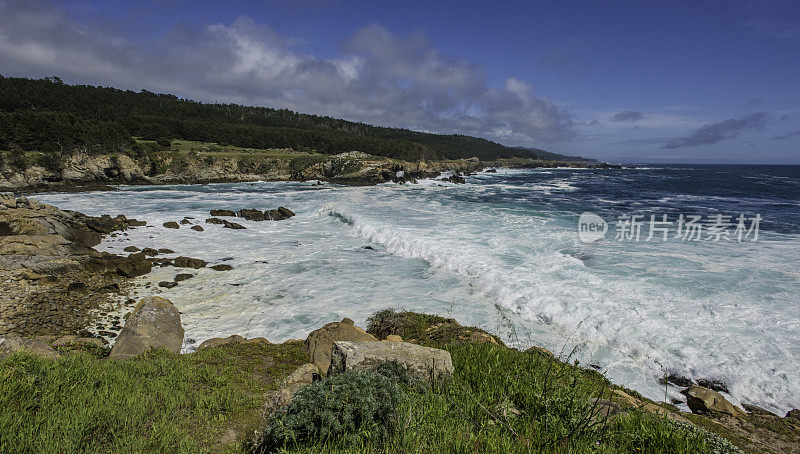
<box><xmin>1</xmin><ymin>0</ymin><xmax>799</xmax><ymax>164</ymax></box>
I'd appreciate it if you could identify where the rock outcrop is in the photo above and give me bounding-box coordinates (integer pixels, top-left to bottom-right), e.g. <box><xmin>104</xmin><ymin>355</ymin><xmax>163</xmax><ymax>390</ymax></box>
<box><xmin>328</xmin><ymin>340</ymin><xmax>454</xmax><ymax>382</ymax></box>
<box><xmin>681</xmin><ymin>385</ymin><xmax>746</xmax><ymax>417</ymax></box>
<box><xmin>304</xmin><ymin>318</ymin><xmax>377</xmax><ymax>375</ymax></box>
<box><xmin>0</xmin><ymin>336</ymin><xmax>60</xmax><ymax>358</ymax></box>
<box><xmin>109</xmin><ymin>297</ymin><xmax>184</xmax><ymax>359</ymax></box>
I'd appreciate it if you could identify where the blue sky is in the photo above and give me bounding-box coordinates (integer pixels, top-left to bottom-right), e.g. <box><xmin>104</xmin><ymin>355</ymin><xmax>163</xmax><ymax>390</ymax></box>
<box><xmin>1</xmin><ymin>0</ymin><xmax>799</xmax><ymax>163</ymax></box>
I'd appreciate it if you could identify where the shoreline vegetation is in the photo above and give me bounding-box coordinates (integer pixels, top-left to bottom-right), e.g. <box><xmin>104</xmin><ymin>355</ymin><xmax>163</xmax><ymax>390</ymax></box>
<box><xmin>0</xmin><ymin>75</ymin><xmax>619</xmax><ymax>193</ymax></box>
<box><xmin>1</xmin><ymin>195</ymin><xmax>799</xmax><ymax>453</ymax></box>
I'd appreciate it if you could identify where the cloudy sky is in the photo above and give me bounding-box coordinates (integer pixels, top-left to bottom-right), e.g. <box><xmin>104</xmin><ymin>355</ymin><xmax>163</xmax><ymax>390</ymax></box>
<box><xmin>1</xmin><ymin>0</ymin><xmax>799</xmax><ymax>163</ymax></box>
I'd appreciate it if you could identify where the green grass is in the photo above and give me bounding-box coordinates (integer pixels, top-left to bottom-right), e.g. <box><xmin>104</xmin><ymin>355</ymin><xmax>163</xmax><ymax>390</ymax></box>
<box><xmin>0</xmin><ymin>342</ymin><xmax>308</xmax><ymax>453</ymax></box>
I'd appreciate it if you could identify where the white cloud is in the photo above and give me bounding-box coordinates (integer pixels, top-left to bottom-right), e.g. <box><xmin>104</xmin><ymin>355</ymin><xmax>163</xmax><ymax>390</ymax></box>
<box><xmin>0</xmin><ymin>1</ymin><xmax>575</xmax><ymax>145</ymax></box>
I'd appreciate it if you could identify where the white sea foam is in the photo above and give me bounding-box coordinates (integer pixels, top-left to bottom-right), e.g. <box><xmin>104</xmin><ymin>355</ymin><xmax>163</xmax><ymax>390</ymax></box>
<box><xmin>37</xmin><ymin>179</ymin><xmax>800</xmax><ymax>415</ymax></box>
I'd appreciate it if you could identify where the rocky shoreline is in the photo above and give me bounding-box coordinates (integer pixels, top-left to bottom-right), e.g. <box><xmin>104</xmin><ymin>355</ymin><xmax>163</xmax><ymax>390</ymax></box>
<box><xmin>0</xmin><ymin>150</ymin><xmax>620</xmax><ymax>194</ymax></box>
<box><xmin>1</xmin><ymin>194</ymin><xmax>797</xmax><ymax>453</ymax></box>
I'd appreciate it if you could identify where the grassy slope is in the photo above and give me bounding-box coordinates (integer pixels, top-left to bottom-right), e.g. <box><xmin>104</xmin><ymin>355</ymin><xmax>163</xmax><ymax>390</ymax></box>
<box><xmin>0</xmin><ymin>311</ymin><xmax>746</xmax><ymax>453</ymax></box>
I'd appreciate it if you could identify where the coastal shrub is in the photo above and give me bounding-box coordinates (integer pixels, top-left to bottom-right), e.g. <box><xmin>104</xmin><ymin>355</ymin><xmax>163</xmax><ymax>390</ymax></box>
<box><xmin>156</xmin><ymin>137</ymin><xmax>172</xmax><ymax>149</ymax></box>
<box><xmin>253</xmin><ymin>370</ymin><xmax>402</xmax><ymax>453</ymax></box>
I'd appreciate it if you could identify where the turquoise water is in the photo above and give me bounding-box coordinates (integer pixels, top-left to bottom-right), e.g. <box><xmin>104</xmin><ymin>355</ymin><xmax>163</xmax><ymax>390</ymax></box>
<box><xmin>38</xmin><ymin>165</ymin><xmax>800</xmax><ymax>414</ymax></box>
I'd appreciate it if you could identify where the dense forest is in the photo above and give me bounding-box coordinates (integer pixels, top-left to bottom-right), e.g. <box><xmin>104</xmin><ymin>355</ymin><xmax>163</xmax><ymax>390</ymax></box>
<box><xmin>0</xmin><ymin>76</ymin><xmax>591</xmax><ymax>163</ymax></box>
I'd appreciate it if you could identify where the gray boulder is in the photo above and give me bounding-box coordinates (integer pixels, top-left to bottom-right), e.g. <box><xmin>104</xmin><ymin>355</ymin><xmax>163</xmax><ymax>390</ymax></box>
<box><xmin>110</xmin><ymin>297</ymin><xmax>184</xmax><ymax>359</ymax></box>
<box><xmin>304</xmin><ymin>318</ymin><xmax>377</xmax><ymax>374</ymax></box>
<box><xmin>328</xmin><ymin>341</ymin><xmax>454</xmax><ymax>382</ymax></box>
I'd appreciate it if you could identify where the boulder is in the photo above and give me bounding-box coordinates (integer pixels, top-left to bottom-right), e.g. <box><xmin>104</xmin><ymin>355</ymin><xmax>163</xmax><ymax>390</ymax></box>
<box><xmin>157</xmin><ymin>248</ymin><xmax>175</xmax><ymax>254</ymax></box>
<box><xmin>681</xmin><ymin>386</ymin><xmax>746</xmax><ymax>417</ymax></box>
<box><xmin>526</xmin><ymin>345</ymin><xmax>556</xmax><ymax>359</ymax></box>
<box><xmin>179</xmin><ymin>219</ymin><xmax>192</xmax><ymax>225</ymax></box>
<box><xmin>237</xmin><ymin>209</ymin><xmax>267</xmax><ymax>221</ymax></box>
<box><xmin>191</xmin><ymin>225</ymin><xmax>204</xmax><ymax>232</ymax></box>
<box><xmin>173</xmin><ymin>256</ymin><xmax>207</xmax><ymax>269</ymax></box>
<box><xmin>158</xmin><ymin>281</ymin><xmax>178</xmax><ymax>288</ymax></box>
<box><xmin>210</xmin><ymin>209</ymin><xmax>236</xmax><ymax>217</ymax></box>
<box><xmin>210</xmin><ymin>264</ymin><xmax>233</xmax><ymax>271</ymax></box>
<box><xmin>123</xmin><ymin>246</ymin><xmax>140</xmax><ymax>252</ymax></box>
<box><xmin>304</xmin><ymin>318</ymin><xmax>377</xmax><ymax>374</ymax></box>
<box><xmin>197</xmin><ymin>334</ymin><xmax>245</xmax><ymax>350</ymax></box>
<box><xmin>174</xmin><ymin>273</ymin><xmax>194</xmax><ymax>282</ymax></box>
<box><xmin>385</xmin><ymin>334</ymin><xmax>403</xmax><ymax>342</ymax></box>
<box><xmin>141</xmin><ymin>247</ymin><xmax>159</xmax><ymax>257</ymax></box>
<box><xmin>272</xmin><ymin>363</ymin><xmax>321</xmax><ymax>408</ymax></box>
<box><xmin>0</xmin><ymin>337</ymin><xmax>60</xmax><ymax>358</ymax></box>
<box><xmin>109</xmin><ymin>297</ymin><xmax>184</xmax><ymax>359</ymax></box>
<box><xmin>206</xmin><ymin>217</ymin><xmax>225</xmax><ymax>225</ymax></box>
<box><xmin>328</xmin><ymin>341</ymin><xmax>454</xmax><ymax>382</ymax></box>
<box><xmin>163</xmin><ymin>221</ymin><xmax>180</xmax><ymax>229</ymax></box>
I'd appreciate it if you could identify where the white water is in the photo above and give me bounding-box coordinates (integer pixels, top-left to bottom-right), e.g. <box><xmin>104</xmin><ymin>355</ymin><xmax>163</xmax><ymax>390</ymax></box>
<box><xmin>38</xmin><ymin>173</ymin><xmax>800</xmax><ymax>415</ymax></box>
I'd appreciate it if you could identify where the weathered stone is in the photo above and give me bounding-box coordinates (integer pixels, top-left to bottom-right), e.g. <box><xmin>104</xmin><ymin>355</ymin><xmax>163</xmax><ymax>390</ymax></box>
<box><xmin>163</xmin><ymin>221</ymin><xmax>180</xmax><ymax>229</ymax></box>
<box><xmin>179</xmin><ymin>219</ymin><xmax>192</xmax><ymax>225</ymax></box>
<box><xmin>328</xmin><ymin>341</ymin><xmax>454</xmax><ymax>382</ymax></box>
<box><xmin>272</xmin><ymin>363</ymin><xmax>320</xmax><ymax>408</ymax></box>
<box><xmin>681</xmin><ymin>386</ymin><xmax>746</xmax><ymax>417</ymax></box>
<box><xmin>0</xmin><ymin>337</ymin><xmax>60</xmax><ymax>358</ymax></box>
<box><xmin>109</xmin><ymin>297</ymin><xmax>184</xmax><ymax>359</ymax></box>
<box><xmin>173</xmin><ymin>256</ymin><xmax>207</xmax><ymax>269</ymax></box>
<box><xmin>197</xmin><ymin>334</ymin><xmax>245</xmax><ymax>350</ymax></box>
<box><xmin>237</xmin><ymin>209</ymin><xmax>267</xmax><ymax>221</ymax></box>
<box><xmin>305</xmin><ymin>319</ymin><xmax>377</xmax><ymax>374</ymax></box>
<box><xmin>611</xmin><ymin>389</ymin><xmax>690</xmax><ymax>423</ymax></box>
<box><xmin>210</xmin><ymin>210</ymin><xmax>236</xmax><ymax>217</ymax></box>
<box><xmin>210</xmin><ymin>264</ymin><xmax>233</xmax><ymax>271</ymax></box>
<box><xmin>191</xmin><ymin>225</ymin><xmax>204</xmax><ymax>232</ymax></box>
<box><xmin>786</xmin><ymin>409</ymin><xmax>800</xmax><ymax>421</ymax></box>
<box><xmin>743</xmin><ymin>403</ymin><xmax>779</xmax><ymax>416</ymax></box>
<box><xmin>589</xmin><ymin>398</ymin><xmax>626</xmax><ymax>421</ymax></box>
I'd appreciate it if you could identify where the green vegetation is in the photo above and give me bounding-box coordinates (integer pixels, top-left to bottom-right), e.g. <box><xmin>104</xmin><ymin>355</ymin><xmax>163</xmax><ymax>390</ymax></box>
<box><xmin>0</xmin><ymin>311</ymin><xmax>743</xmax><ymax>453</ymax></box>
<box><xmin>0</xmin><ymin>342</ymin><xmax>308</xmax><ymax>453</ymax></box>
<box><xmin>0</xmin><ymin>76</ymin><xmax>566</xmax><ymax>165</ymax></box>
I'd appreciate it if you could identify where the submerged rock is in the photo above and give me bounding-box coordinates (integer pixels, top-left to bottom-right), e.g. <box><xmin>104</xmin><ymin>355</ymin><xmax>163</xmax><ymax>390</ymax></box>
<box><xmin>190</xmin><ymin>225</ymin><xmax>204</xmax><ymax>232</ymax></box>
<box><xmin>162</xmin><ymin>221</ymin><xmax>180</xmax><ymax>229</ymax></box>
<box><xmin>237</xmin><ymin>209</ymin><xmax>267</xmax><ymax>221</ymax></box>
<box><xmin>109</xmin><ymin>296</ymin><xmax>184</xmax><ymax>359</ymax></box>
<box><xmin>222</xmin><ymin>220</ymin><xmax>246</xmax><ymax>230</ymax></box>
<box><xmin>328</xmin><ymin>340</ymin><xmax>454</xmax><ymax>382</ymax></box>
<box><xmin>209</xmin><ymin>264</ymin><xmax>233</xmax><ymax>271</ymax></box>
<box><xmin>172</xmin><ymin>256</ymin><xmax>207</xmax><ymax>269</ymax></box>
<box><xmin>681</xmin><ymin>386</ymin><xmax>746</xmax><ymax>417</ymax></box>
<box><xmin>174</xmin><ymin>273</ymin><xmax>194</xmax><ymax>282</ymax></box>
<box><xmin>209</xmin><ymin>209</ymin><xmax>236</xmax><ymax>217</ymax></box>
<box><xmin>158</xmin><ymin>281</ymin><xmax>178</xmax><ymax>288</ymax></box>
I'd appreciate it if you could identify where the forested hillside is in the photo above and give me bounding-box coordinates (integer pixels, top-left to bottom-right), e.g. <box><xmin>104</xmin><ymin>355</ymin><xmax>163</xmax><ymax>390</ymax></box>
<box><xmin>0</xmin><ymin>76</ymin><xmax>586</xmax><ymax>162</ymax></box>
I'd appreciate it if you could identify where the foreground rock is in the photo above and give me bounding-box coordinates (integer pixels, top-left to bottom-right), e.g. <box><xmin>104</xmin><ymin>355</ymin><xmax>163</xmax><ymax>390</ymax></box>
<box><xmin>329</xmin><ymin>340</ymin><xmax>454</xmax><ymax>382</ymax></box>
<box><xmin>270</xmin><ymin>363</ymin><xmax>321</xmax><ymax>408</ymax></box>
<box><xmin>109</xmin><ymin>297</ymin><xmax>184</xmax><ymax>359</ymax></box>
<box><xmin>0</xmin><ymin>336</ymin><xmax>60</xmax><ymax>359</ymax></box>
<box><xmin>681</xmin><ymin>385</ymin><xmax>746</xmax><ymax>417</ymax></box>
<box><xmin>304</xmin><ymin>318</ymin><xmax>377</xmax><ymax>374</ymax></box>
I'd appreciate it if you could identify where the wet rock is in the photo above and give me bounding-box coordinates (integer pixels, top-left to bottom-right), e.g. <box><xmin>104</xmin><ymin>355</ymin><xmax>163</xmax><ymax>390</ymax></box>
<box><xmin>109</xmin><ymin>297</ymin><xmax>184</xmax><ymax>359</ymax></box>
<box><xmin>190</xmin><ymin>225</ymin><xmax>204</xmax><ymax>232</ymax></box>
<box><xmin>210</xmin><ymin>209</ymin><xmax>236</xmax><ymax>217</ymax></box>
<box><xmin>786</xmin><ymin>409</ymin><xmax>800</xmax><ymax>421</ymax></box>
<box><xmin>305</xmin><ymin>318</ymin><xmax>377</xmax><ymax>375</ymax></box>
<box><xmin>123</xmin><ymin>246</ymin><xmax>140</xmax><ymax>252</ymax></box>
<box><xmin>222</xmin><ymin>220</ymin><xmax>245</xmax><ymax>230</ymax></box>
<box><xmin>140</xmin><ymin>247</ymin><xmax>159</xmax><ymax>257</ymax></box>
<box><xmin>174</xmin><ymin>273</ymin><xmax>194</xmax><ymax>282</ymax></box>
<box><xmin>206</xmin><ymin>217</ymin><xmax>225</xmax><ymax>225</ymax></box>
<box><xmin>277</xmin><ymin>207</ymin><xmax>295</xmax><ymax>218</ymax></box>
<box><xmin>485</xmin><ymin>168</ymin><xmax>498</xmax><ymax>173</ymax></box>
<box><xmin>265</xmin><ymin>209</ymin><xmax>285</xmax><ymax>221</ymax></box>
<box><xmin>237</xmin><ymin>209</ymin><xmax>267</xmax><ymax>221</ymax></box>
<box><xmin>743</xmin><ymin>403</ymin><xmax>779</xmax><ymax>416</ymax></box>
<box><xmin>162</xmin><ymin>221</ymin><xmax>180</xmax><ymax>229</ymax></box>
<box><xmin>0</xmin><ymin>337</ymin><xmax>60</xmax><ymax>358</ymax></box>
<box><xmin>659</xmin><ymin>373</ymin><xmax>694</xmax><ymax>388</ymax></box>
<box><xmin>172</xmin><ymin>256</ymin><xmax>207</xmax><ymax>269</ymax></box>
<box><xmin>329</xmin><ymin>341</ymin><xmax>454</xmax><ymax>382</ymax></box>
<box><xmin>158</xmin><ymin>281</ymin><xmax>178</xmax><ymax>289</ymax></box>
<box><xmin>157</xmin><ymin>248</ymin><xmax>175</xmax><ymax>254</ymax></box>
<box><xmin>681</xmin><ymin>386</ymin><xmax>746</xmax><ymax>417</ymax></box>
<box><xmin>210</xmin><ymin>264</ymin><xmax>233</xmax><ymax>271</ymax></box>
<box><xmin>363</xmin><ymin>245</ymin><xmax>374</xmax><ymax>250</ymax></box>
<box><xmin>179</xmin><ymin>219</ymin><xmax>192</xmax><ymax>225</ymax></box>
<box><xmin>697</xmin><ymin>378</ymin><xmax>729</xmax><ymax>393</ymax></box>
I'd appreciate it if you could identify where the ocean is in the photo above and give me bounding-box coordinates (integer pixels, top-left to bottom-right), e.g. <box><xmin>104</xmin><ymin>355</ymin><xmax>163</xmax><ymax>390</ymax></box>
<box><xmin>37</xmin><ymin>164</ymin><xmax>800</xmax><ymax>415</ymax></box>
